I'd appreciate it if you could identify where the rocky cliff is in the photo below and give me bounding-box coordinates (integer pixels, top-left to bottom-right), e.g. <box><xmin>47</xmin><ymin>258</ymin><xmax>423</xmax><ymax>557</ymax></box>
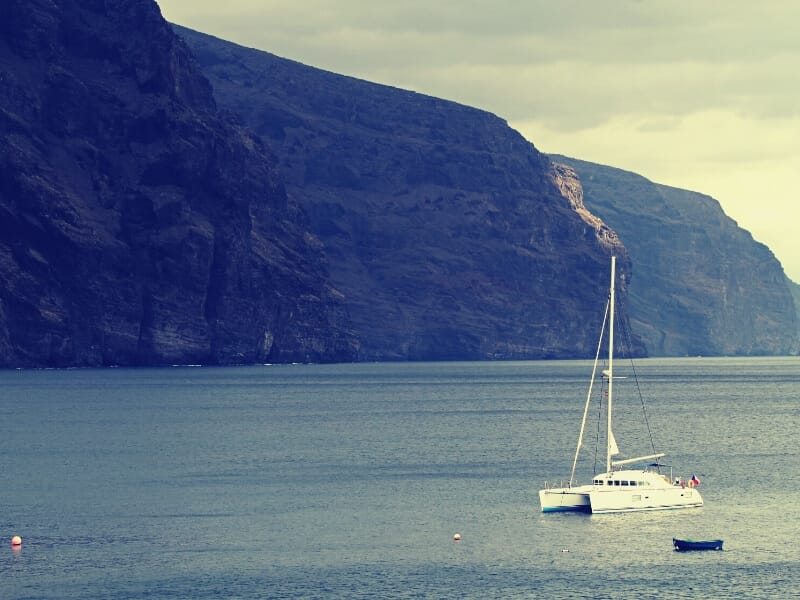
<box><xmin>176</xmin><ymin>27</ymin><xmax>641</xmax><ymax>360</ymax></box>
<box><xmin>552</xmin><ymin>156</ymin><xmax>798</xmax><ymax>356</ymax></box>
<box><xmin>788</xmin><ymin>279</ymin><xmax>800</xmax><ymax>348</ymax></box>
<box><xmin>0</xmin><ymin>0</ymin><xmax>358</xmax><ymax>366</ymax></box>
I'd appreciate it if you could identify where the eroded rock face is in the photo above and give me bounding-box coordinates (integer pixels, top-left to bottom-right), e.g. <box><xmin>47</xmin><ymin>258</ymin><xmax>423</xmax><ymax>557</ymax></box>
<box><xmin>177</xmin><ymin>27</ymin><xmax>641</xmax><ymax>360</ymax></box>
<box><xmin>553</xmin><ymin>155</ymin><xmax>798</xmax><ymax>356</ymax></box>
<box><xmin>789</xmin><ymin>280</ymin><xmax>800</xmax><ymax>350</ymax></box>
<box><xmin>0</xmin><ymin>0</ymin><xmax>358</xmax><ymax>367</ymax></box>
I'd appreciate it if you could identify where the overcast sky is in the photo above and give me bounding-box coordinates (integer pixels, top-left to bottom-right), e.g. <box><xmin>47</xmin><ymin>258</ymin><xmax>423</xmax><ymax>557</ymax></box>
<box><xmin>157</xmin><ymin>0</ymin><xmax>800</xmax><ymax>281</ymax></box>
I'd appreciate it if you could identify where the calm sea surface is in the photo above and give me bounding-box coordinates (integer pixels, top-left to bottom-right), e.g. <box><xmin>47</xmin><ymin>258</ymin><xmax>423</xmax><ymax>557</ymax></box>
<box><xmin>1</xmin><ymin>357</ymin><xmax>798</xmax><ymax>599</ymax></box>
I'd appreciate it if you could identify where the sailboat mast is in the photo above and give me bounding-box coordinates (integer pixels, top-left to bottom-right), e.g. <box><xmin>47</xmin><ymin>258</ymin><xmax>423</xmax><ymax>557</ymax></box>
<box><xmin>569</xmin><ymin>297</ymin><xmax>610</xmax><ymax>486</ymax></box>
<box><xmin>607</xmin><ymin>256</ymin><xmax>616</xmax><ymax>473</ymax></box>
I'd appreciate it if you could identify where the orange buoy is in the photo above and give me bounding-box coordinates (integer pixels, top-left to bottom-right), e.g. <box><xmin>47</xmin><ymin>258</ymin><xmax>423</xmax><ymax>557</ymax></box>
<box><xmin>11</xmin><ymin>535</ymin><xmax>22</xmax><ymax>547</ymax></box>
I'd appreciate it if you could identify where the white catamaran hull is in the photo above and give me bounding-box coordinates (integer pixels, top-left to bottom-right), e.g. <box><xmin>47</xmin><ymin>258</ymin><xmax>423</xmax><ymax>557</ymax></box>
<box><xmin>588</xmin><ymin>486</ymin><xmax>702</xmax><ymax>514</ymax></box>
<box><xmin>540</xmin><ymin>479</ymin><xmax>702</xmax><ymax>514</ymax></box>
<box><xmin>538</xmin><ymin>486</ymin><xmax>591</xmax><ymax>513</ymax></box>
<box><xmin>584</xmin><ymin>468</ymin><xmax>703</xmax><ymax>513</ymax></box>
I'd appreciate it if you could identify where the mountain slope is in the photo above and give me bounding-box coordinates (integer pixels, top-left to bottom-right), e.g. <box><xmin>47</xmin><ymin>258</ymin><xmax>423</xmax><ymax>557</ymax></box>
<box><xmin>787</xmin><ymin>279</ymin><xmax>800</xmax><ymax>350</ymax></box>
<box><xmin>552</xmin><ymin>155</ymin><xmax>798</xmax><ymax>356</ymax></box>
<box><xmin>176</xmin><ymin>26</ymin><xmax>641</xmax><ymax>360</ymax></box>
<box><xmin>0</xmin><ymin>0</ymin><xmax>357</xmax><ymax>366</ymax></box>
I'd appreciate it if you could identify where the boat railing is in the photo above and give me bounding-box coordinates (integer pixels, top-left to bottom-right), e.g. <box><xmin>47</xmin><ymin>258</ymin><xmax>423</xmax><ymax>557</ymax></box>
<box><xmin>541</xmin><ymin>480</ymin><xmax>577</xmax><ymax>490</ymax></box>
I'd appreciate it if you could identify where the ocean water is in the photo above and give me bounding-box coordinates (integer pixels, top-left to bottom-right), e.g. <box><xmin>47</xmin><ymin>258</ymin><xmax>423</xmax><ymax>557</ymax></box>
<box><xmin>1</xmin><ymin>357</ymin><xmax>798</xmax><ymax>599</ymax></box>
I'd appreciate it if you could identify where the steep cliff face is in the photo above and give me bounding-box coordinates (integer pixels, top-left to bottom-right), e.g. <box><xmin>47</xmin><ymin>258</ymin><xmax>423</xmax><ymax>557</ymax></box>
<box><xmin>176</xmin><ymin>27</ymin><xmax>642</xmax><ymax>360</ymax></box>
<box><xmin>552</xmin><ymin>156</ymin><xmax>798</xmax><ymax>356</ymax></box>
<box><xmin>0</xmin><ymin>0</ymin><xmax>357</xmax><ymax>366</ymax></box>
<box><xmin>787</xmin><ymin>279</ymin><xmax>800</xmax><ymax>352</ymax></box>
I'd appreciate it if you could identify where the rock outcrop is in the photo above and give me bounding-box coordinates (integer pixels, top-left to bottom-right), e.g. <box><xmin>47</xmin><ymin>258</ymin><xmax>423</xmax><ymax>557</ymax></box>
<box><xmin>787</xmin><ymin>279</ymin><xmax>800</xmax><ymax>351</ymax></box>
<box><xmin>0</xmin><ymin>0</ymin><xmax>358</xmax><ymax>367</ymax></box>
<box><xmin>552</xmin><ymin>155</ymin><xmax>798</xmax><ymax>356</ymax></box>
<box><xmin>176</xmin><ymin>26</ymin><xmax>640</xmax><ymax>360</ymax></box>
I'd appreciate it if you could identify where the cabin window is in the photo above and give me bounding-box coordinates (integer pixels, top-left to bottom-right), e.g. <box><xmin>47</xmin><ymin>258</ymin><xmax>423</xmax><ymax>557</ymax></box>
<box><xmin>629</xmin><ymin>481</ymin><xmax>637</xmax><ymax>486</ymax></box>
<box><xmin>621</xmin><ymin>481</ymin><xmax>629</xmax><ymax>486</ymax></box>
<box><xmin>613</xmin><ymin>480</ymin><xmax>620</xmax><ymax>486</ymax></box>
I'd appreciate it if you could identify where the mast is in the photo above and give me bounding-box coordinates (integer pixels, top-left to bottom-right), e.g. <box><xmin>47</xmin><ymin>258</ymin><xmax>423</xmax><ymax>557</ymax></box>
<box><xmin>569</xmin><ymin>297</ymin><xmax>610</xmax><ymax>486</ymax></box>
<box><xmin>606</xmin><ymin>256</ymin><xmax>616</xmax><ymax>473</ymax></box>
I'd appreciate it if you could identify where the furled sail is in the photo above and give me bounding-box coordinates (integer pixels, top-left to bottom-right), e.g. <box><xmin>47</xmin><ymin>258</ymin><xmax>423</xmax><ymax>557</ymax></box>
<box><xmin>609</xmin><ymin>430</ymin><xmax>620</xmax><ymax>456</ymax></box>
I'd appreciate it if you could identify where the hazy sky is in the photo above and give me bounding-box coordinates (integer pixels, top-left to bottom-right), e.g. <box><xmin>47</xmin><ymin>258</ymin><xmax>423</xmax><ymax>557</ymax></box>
<box><xmin>157</xmin><ymin>0</ymin><xmax>800</xmax><ymax>281</ymax></box>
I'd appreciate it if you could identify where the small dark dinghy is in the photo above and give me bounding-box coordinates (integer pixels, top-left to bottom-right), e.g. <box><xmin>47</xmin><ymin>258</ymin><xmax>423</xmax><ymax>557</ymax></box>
<box><xmin>673</xmin><ymin>538</ymin><xmax>723</xmax><ymax>551</ymax></box>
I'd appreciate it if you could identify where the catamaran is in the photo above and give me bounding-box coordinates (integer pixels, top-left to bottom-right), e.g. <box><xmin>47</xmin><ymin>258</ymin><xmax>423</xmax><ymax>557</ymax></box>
<box><xmin>538</xmin><ymin>256</ymin><xmax>703</xmax><ymax>514</ymax></box>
